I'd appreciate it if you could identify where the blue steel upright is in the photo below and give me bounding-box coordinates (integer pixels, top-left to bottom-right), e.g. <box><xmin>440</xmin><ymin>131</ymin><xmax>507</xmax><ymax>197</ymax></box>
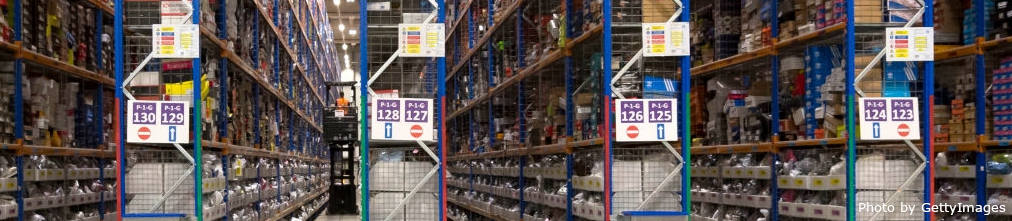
<box><xmin>975</xmin><ymin>0</ymin><xmax>988</xmax><ymax>219</ymax></box>
<box><xmin>358</xmin><ymin>0</ymin><xmax>370</xmax><ymax>219</ymax></box>
<box><xmin>922</xmin><ymin>1</ymin><xmax>936</xmax><ymax>220</ymax></box>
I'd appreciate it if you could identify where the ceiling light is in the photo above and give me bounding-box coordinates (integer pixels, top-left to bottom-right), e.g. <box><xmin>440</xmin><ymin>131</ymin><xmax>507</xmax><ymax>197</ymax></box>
<box><xmin>349</xmin><ymin>29</ymin><xmax>357</xmax><ymax>35</ymax></box>
<box><xmin>333</xmin><ymin>0</ymin><xmax>340</xmax><ymax>6</ymax></box>
<box><xmin>338</xmin><ymin>23</ymin><xmax>346</xmax><ymax>32</ymax></box>
<box><xmin>342</xmin><ymin>44</ymin><xmax>348</xmax><ymax>50</ymax></box>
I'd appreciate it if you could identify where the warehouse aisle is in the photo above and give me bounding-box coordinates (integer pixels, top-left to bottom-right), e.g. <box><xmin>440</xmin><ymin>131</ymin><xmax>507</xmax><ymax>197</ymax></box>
<box><xmin>317</xmin><ymin>212</ymin><xmax>359</xmax><ymax>221</ymax></box>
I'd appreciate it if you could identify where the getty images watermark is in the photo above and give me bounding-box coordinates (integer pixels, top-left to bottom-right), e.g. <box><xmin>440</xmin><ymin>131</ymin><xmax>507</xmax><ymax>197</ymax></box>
<box><xmin>859</xmin><ymin>202</ymin><xmax>1006</xmax><ymax>215</ymax></box>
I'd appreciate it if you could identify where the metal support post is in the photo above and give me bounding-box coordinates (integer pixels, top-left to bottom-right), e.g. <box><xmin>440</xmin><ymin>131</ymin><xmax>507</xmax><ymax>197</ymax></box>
<box><xmin>974</xmin><ymin>0</ymin><xmax>988</xmax><ymax>220</ymax></box>
<box><xmin>602</xmin><ymin>0</ymin><xmax>614</xmax><ymax>216</ymax></box>
<box><xmin>358</xmin><ymin>0</ymin><xmax>370</xmax><ymax>219</ymax></box>
<box><xmin>844</xmin><ymin>0</ymin><xmax>857</xmax><ymax>219</ymax></box>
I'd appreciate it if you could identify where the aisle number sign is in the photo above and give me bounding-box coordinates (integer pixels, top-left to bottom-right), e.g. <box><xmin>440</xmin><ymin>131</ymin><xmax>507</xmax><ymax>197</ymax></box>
<box><xmin>886</xmin><ymin>27</ymin><xmax>933</xmax><ymax>61</ymax></box>
<box><xmin>371</xmin><ymin>98</ymin><xmax>434</xmax><ymax>141</ymax></box>
<box><xmin>399</xmin><ymin>24</ymin><xmax>445</xmax><ymax>57</ymax></box>
<box><xmin>616</xmin><ymin>99</ymin><xmax>679</xmax><ymax>142</ymax></box>
<box><xmin>127</xmin><ymin>100</ymin><xmax>190</xmax><ymax>144</ymax></box>
<box><xmin>152</xmin><ymin>24</ymin><xmax>200</xmax><ymax>58</ymax></box>
<box><xmin>642</xmin><ymin>22</ymin><xmax>690</xmax><ymax>57</ymax></box>
<box><xmin>858</xmin><ymin>97</ymin><xmax>921</xmax><ymax>140</ymax></box>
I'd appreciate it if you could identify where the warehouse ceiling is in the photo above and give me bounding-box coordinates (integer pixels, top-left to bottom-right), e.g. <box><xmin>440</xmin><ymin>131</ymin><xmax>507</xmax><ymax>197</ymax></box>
<box><xmin>327</xmin><ymin>0</ymin><xmax>360</xmax><ymax>82</ymax></box>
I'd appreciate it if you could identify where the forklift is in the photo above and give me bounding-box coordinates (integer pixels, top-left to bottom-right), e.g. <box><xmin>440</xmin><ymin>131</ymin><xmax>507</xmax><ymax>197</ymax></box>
<box><xmin>325</xmin><ymin>81</ymin><xmax>359</xmax><ymax>215</ymax></box>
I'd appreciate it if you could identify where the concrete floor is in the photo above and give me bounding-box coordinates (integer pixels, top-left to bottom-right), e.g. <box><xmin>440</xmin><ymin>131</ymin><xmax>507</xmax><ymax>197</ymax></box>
<box><xmin>315</xmin><ymin>214</ymin><xmax>360</xmax><ymax>221</ymax></box>
<box><xmin>314</xmin><ymin>210</ymin><xmax>359</xmax><ymax>221</ymax></box>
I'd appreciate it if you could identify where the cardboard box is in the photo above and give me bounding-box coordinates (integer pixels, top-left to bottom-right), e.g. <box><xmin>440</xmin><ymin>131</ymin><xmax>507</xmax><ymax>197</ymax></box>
<box><xmin>575</xmin><ymin>93</ymin><xmax>595</xmax><ymax>106</ymax></box>
<box><xmin>859</xmin><ymin>81</ymin><xmax>882</xmax><ymax>92</ymax></box>
<box><xmin>855</xmin><ymin>56</ymin><xmax>876</xmax><ymax>67</ymax></box>
<box><xmin>642</xmin><ymin>0</ymin><xmax>676</xmax><ymax>22</ymax></box>
<box><xmin>856</xmin><ymin>68</ymin><xmax>883</xmax><ymax>80</ymax></box>
<box><xmin>855</xmin><ymin>6</ymin><xmax>884</xmax><ymax>17</ymax></box>
<box><xmin>857</xmin><ymin>16</ymin><xmax>883</xmax><ymax>23</ymax></box>
<box><xmin>856</xmin><ymin>0</ymin><xmax>883</xmax><ymax>6</ymax></box>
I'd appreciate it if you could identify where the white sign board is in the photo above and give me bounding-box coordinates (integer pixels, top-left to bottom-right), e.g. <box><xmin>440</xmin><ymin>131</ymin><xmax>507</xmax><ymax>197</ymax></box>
<box><xmin>127</xmin><ymin>100</ymin><xmax>190</xmax><ymax>143</ymax></box>
<box><xmin>859</xmin><ymin>97</ymin><xmax>921</xmax><ymax>140</ymax></box>
<box><xmin>885</xmin><ymin>27</ymin><xmax>933</xmax><ymax>61</ymax></box>
<box><xmin>399</xmin><ymin>24</ymin><xmax>445</xmax><ymax>57</ymax></box>
<box><xmin>371</xmin><ymin>98</ymin><xmax>434</xmax><ymax>141</ymax></box>
<box><xmin>152</xmin><ymin>24</ymin><xmax>200</xmax><ymax>58</ymax></box>
<box><xmin>615</xmin><ymin>99</ymin><xmax>679</xmax><ymax>142</ymax></box>
<box><xmin>642</xmin><ymin>22</ymin><xmax>690</xmax><ymax>57</ymax></box>
<box><xmin>160</xmin><ymin>0</ymin><xmax>191</xmax><ymax>24</ymax></box>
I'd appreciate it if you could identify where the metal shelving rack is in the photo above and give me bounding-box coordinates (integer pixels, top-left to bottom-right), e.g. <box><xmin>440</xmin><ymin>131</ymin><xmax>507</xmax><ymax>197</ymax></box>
<box><xmin>1</xmin><ymin>0</ymin><xmax>122</xmax><ymax>220</ymax></box>
<box><xmin>359</xmin><ymin>0</ymin><xmax>447</xmax><ymax>221</ymax></box>
<box><xmin>109</xmin><ymin>0</ymin><xmax>334</xmax><ymax>220</ymax></box>
<box><xmin>363</xmin><ymin>0</ymin><xmax>1006</xmax><ymax>220</ymax></box>
<box><xmin>932</xmin><ymin>0</ymin><xmax>1012</xmax><ymax>220</ymax></box>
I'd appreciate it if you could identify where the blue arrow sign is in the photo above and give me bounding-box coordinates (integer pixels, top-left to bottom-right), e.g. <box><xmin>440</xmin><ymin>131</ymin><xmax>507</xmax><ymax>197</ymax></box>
<box><xmin>168</xmin><ymin>126</ymin><xmax>177</xmax><ymax>142</ymax></box>
<box><xmin>657</xmin><ymin>124</ymin><xmax>665</xmax><ymax>140</ymax></box>
<box><xmin>872</xmin><ymin>122</ymin><xmax>881</xmax><ymax>138</ymax></box>
<box><xmin>384</xmin><ymin>123</ymin><xmax>393</xmax><ymax>138</ymax></box>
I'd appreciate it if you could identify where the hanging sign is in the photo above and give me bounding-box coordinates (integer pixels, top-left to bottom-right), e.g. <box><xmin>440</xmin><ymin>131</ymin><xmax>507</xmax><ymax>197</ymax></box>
<box><xmin>885</xmin><ymin>27</ymin><xmax>933</xmax><ymax>61</ymax></box>
<box><xmin>399</xmin><ymin>24</ymin><xmax>445</xmax><ymax>57</ymax></box>
<box><xmin>642</xmin><ymin>22</ymin><xmax>690</xmax><ymax>57</ymax></box>
<box><xmin>371</xmin><ymin>98</ymin><xmax>434</xmax><ymax>141</ymax></box>
<box><xmin>616</xmin><ymin>99</ymin><xmax>679</xmax><ymax>142</ymax></box>
<box><xmin>858</xmin><ymin>97</ymin><xmax>921</xmax><ymax>140</ymax></box>
<box><xmin>152</xmin><ymin>24</ymin><xmax>200</xmax><ymax>58</ymax></box>
<box><xmin>127</xmin><ymin>100</ymin><xmax>190</xmax><ymax>143</ymax></box>
<box><xmin>160</xmin><ymin>0</ymin><xmax>191</xmax><ymax>24</ymax></box>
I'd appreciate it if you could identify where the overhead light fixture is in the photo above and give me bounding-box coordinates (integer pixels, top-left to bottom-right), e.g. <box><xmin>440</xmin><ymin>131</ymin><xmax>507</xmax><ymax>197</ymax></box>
<box><xmin>338</xmin><ymin>23</ymin><xmax>346</xmax><ymax>32</ymax></box>
<box><xmin>342</xmin><ymin>44</ymin><xmax>348</xmax><ymax>50</ymax></box>
<box><xmin>349</xmin><ymin>29</ymin><xmax>357</xmax><ymax>35</ymax></box>
<box><xmin>333</xmin><ymin>0</ymin><xmax>340</xmax><ymax>6</ymax></box>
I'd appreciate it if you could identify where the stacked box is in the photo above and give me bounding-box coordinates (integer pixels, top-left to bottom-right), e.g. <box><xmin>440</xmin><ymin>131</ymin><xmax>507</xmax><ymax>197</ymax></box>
<box><xmin>803</xmin><ymin>45</ymin><xmax>842</xmax><ymax>138</ymax></box>
<box><xmin>935</xmin><ymin>105</ymin><xmax>952</xmax><ymax>143</ymax></box>
<box><xmin>934</xmin><ymin>0</ymin><xmax>962</xmax><ymax>44</ymax></box>
<box><xmin>997</xmin><ymin>0</ymin><xmax>1012</xmax><ymax>37</ymax></box>
<box><xmin>965</xmin><ymin>0</ymin><xmax>994</xmax><ymax>44</ymax></box>
<box><xmin>946</xmin><ymin>99</ymin><xmax>980</xmax><ymax>142</ymax></box>
<box><xmin>992</xmin><ymin>57</ymin><xmax>1012</xmax><ymax>140</ymax></box>
<box><xmin>856</xmin><ymin>0</ymin><xmax>885</xmax><ymax>23</ymax></box>
<box><xmin>883</xmin><ymin>61</ymin><xmax>917</xmax><ymax>97</ymax></box>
